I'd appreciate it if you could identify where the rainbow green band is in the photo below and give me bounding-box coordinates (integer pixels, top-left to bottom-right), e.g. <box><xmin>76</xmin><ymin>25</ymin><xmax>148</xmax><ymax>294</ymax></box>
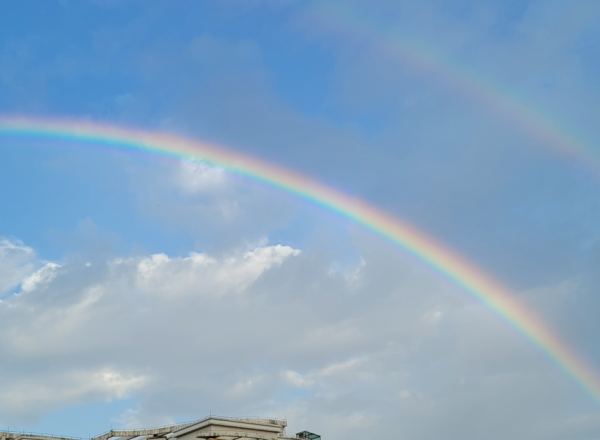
<box><xmin>1</xmin><ymin>116</ymin><xmax>599</xmax><ymax>404</ymax></box>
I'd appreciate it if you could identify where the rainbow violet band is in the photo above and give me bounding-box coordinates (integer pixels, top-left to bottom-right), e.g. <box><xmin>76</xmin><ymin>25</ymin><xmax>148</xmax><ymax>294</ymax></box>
<box><xmin>1</xmin><ymin>116</ymin><xmax>599</xmax><ymax>404</ymax></box>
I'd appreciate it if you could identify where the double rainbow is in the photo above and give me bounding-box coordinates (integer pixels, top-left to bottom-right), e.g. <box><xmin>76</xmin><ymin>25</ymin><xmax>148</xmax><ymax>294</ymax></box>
<box><xmin>1</xmin><ymin>116</ymin><xmax>599</xmax><ymax>404</ymax></box>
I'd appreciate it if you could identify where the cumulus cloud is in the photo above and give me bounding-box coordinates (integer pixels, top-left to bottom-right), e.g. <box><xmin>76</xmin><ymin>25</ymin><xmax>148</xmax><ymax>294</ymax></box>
<box><xmin>0</xmin><ymin>368</ymin><xmax>146</xmax><ymax>421</ymax></box>
<box><xmin>0</xmin><ymin>236</ymin><xmax>596</xmax><ymax>439</ymax></box>
<box><xmin>283</xmin><ymin>357</ymin><xmax>366</xmax><ymax>389</ymax></box>
<box><xmin>126</xmin><ymin>158</ymin><xmax>298</xmax><ymax>249</ymax></box>
<box><xmin>20</xmin><ymin>262</ymin><xmax>61</xmax><ymax>293</ymax></box>
<box><xmin>122</xmin><ymin>244</ymin><xmax>299</xmax><ymax>296</ymax></box>
<box><xmin>178</xmin><ymin>160</ymin><xmax>227</xmax><ymax>194</ymax></box>
<box><xmin>0</xmin><ymin>241</ymin><xmax>302</xmax><ymax>423</ymax></box>
<box><xmin>0</xmin><ymin>238</ymin><xmax>39</xmax><ymax>295</ymax></box>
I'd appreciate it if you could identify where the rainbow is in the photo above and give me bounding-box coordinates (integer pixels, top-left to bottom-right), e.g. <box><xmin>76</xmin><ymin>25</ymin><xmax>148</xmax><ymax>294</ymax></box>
<box><xmin>1</xmin><ymin>116</ymin><xmax>599</xmax><ymax>404</ymax></box>
<box><xmin>310</xmin><ymin>4</ymin><xmax>600</xmax><ymax>173</ymax></box>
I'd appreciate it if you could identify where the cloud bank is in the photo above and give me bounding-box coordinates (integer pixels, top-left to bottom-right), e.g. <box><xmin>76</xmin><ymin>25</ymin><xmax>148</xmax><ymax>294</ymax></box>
<box><xmin>0</xmin><ymin>235</ymin><xmax>597</xmax><ymax>440</ymax></box>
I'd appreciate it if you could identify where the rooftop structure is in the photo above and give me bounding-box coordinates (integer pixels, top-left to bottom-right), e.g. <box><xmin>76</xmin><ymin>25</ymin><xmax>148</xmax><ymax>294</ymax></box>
<box><xmin>0</xmin><ymin>417</ymin><xmax>319</xmax><ymax>440</ymax></box>
<box><xmin>295</xmin><ymin>433</ymin><xmax>320</xmax><ymax>440</ymax></box>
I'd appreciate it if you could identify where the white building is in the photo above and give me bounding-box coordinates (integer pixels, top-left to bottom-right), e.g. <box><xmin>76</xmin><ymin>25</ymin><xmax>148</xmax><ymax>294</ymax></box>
<box><xmin>0</xmin><ymin>417</ymin><xmax>320</xmax><ymax>440</ymax></box>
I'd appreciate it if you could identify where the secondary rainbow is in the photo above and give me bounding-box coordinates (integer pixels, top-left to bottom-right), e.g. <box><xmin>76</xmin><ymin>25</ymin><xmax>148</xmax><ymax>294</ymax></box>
<box><xmin>1</xmin><ymin>116</ymin><xmax>600</xmax><ymax>404</ymax></box>
<box><xmin>310</xmin><ymin>4</ymin><xmax>600</xmax><ymax>173</ymax></box>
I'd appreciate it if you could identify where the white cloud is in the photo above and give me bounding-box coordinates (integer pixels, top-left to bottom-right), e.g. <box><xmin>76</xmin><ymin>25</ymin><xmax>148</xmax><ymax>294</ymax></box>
<box><xmin>318</xmin><ymin>357</ymin><xmax>364</xmax><ymax>378</ymax></box>
<box><xmin>0</xmin><ymin>368</ymin><xmax>146</xmax><ymax>420</ymax></box>
<box><xmin>283</xmin><ymin>370</ymin><xmax>314</xmax><ymax>388</ymax></box>
<box><xmin>129</xmin><ymin>244</ymin><xmax>300</xmax><ymax>296</ymax></box>
<box><xmin>283</xmin><ymin>357</ymin><xmax>365</xmax><ymax>389</ymax></box>
<box><xmin>179</xmin><ymin>160</ymin><xmax>227</xmax><ymax>194</ymax></box>
<box><xmin>20</xmin><ymin>262</ymin><xmax>61</xmax><ymax>293</ymax></box>
<box><xmin>0</xmin><ymin>237</ymin><xmax>38</xmax><ymax>295</ymax></box>
<box><xmin>0</xmin><ymin>241</ymin><xmax>302</xmax><ymax>423</ymax></box>
<box><xmin>0</xmin><ymin>237</ymin><xmax>596</xmax><ymax>439</ymax></box>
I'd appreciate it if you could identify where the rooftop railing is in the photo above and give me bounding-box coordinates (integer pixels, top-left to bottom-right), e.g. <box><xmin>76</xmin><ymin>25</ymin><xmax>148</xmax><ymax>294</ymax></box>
<box><xmin>0</xmin><ymin>429</ymin><xmax>84</xmax><ymax>440</ymax></box>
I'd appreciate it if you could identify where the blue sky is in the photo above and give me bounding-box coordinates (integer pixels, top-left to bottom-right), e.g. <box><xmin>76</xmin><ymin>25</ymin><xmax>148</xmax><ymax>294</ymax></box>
<box><xmin>1</xmin><ymin>1</ymin><xmax>600</xmax><ymax>439</ymax></box>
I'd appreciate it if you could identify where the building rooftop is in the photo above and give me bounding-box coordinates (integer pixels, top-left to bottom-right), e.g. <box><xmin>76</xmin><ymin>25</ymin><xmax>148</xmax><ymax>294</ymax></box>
<box><xmin>0</xmin><ymin>416</ymin><xmax>317</xmax><ymax>440</ymax></box>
